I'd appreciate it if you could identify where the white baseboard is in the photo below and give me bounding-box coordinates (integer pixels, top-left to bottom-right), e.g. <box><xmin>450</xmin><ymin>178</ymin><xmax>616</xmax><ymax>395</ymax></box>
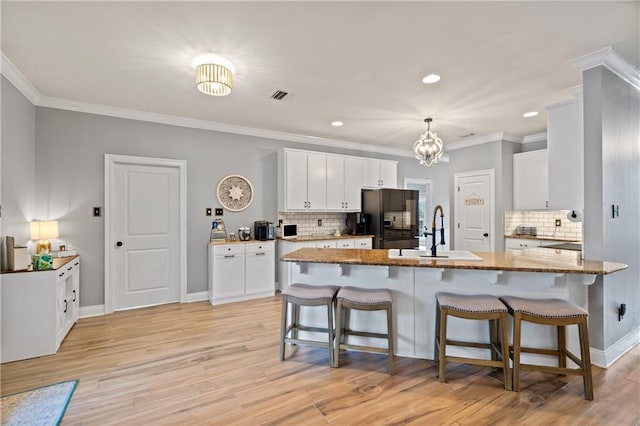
<box><xmin>79</xmin><ymin>305</ymin><xmax>105</xmax><ymax>318</ymax></box>
<box><xmin>79</xmin><ymin>292</ymin><xmax>208</xmax><ymax>318</ymax></box>
<box><xmin>590</xmin><ymin>326</ymin><xmax>640</xmax><ymax>368</ymax></box>
<box><xmin>185</xmin><ymin>291</ymin><xmax>208</xmax><ymax>303</ymax></box>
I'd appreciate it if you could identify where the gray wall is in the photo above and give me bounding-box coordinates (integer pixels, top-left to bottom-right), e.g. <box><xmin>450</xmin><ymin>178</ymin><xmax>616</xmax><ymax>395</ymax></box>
<box><xmin>20</xmin><ymin>102</ymin><xmax>449</xmax><ymax>307</ymax></box>
<box><xmin>584</xmin><ymin>66</ymin><xmax>640</xmax><ymax>350</ymax></box>
<box><xmin>448</xmin><ymin>139</ymin><xmax>522</xmax><ymax>251</ymax></box>
<box><xmin>1</xmin><ymin>77</ymin><xmax>35</xmax><ymax>269</ymax></box>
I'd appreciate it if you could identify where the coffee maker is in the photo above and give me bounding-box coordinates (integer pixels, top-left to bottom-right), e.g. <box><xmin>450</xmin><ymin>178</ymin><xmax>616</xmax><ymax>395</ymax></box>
<box><xmin>345</xmin><ymin>213</ymin><xmax>370</xmax><ymax>235</ymax></box>
<box><xmin>254</xmin><ymin>221</ymin><xmax>275</xmax><ymax>241</ymax></box>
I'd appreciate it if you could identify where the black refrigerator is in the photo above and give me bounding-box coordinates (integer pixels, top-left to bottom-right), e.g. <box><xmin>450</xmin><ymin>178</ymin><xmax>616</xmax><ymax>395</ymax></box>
<box><xmin>362</xmin><ymin>188</ymin><xmax>419</xmax><ymax>249</ymax></box>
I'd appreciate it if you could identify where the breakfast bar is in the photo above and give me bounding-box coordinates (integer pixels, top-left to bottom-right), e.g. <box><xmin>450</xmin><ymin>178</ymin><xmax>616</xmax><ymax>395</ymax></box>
<box><xmin>280</xmin><ymin>248</ymin><xmax>627</xmax><ymax>364</ymax></box>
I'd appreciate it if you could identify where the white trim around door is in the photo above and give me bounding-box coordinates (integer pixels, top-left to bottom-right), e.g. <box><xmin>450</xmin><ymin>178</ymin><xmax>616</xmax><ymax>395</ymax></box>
<box><xmin>453</xmin><ymin>169</ymin><xmax>495</xmax><ymax>252</ymax></box>
<box><xmin>104</xmin><ymin>154</ymin><xmax>187</xmax><ymax>314</ymax></box>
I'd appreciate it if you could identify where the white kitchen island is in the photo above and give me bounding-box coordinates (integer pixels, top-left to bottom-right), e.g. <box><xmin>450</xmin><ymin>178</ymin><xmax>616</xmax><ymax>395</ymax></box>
<box><xmin>280</xmin><ymin>248</ymin><xmax>627</xmax><ymax>365</ymax></box>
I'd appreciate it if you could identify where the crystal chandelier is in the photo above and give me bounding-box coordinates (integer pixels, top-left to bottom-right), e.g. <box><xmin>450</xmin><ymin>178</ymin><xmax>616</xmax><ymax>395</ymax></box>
<box><xmin>413</xmin><ymin>118</ymin><xmax>443</xmax><ymax>167</ymax></box>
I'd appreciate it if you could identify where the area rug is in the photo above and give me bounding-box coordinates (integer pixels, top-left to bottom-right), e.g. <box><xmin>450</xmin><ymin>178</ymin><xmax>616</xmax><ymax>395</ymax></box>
<box><xmin>1</xmin><ymin>380</ymin><xmax>78</xmax><ymax>425</ymax></box>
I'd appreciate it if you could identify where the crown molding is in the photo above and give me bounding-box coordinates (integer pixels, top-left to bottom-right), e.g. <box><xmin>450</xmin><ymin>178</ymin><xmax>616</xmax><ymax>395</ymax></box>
<box><xmin>522</xmin><ymin>132</ymin><xmax>547</xmax><ymax>144</ymax></box>
<box><xmin>1</xmin><ymin>52</ymin><xmax>40</xmax><ymax>104</ymax></box>
<box><xmin>570</xmin><ymin>46</ymin><xmax>640</xmax><ymax>91</ymax></box>
<box><xmin>37</xmin><ymin>95</ymin><xmax>418</xmax><ymax>159</ymax></box>
<box><xmin>445</xmin><ymin>132</ymin><xmax>523</xmax><ymax>152</ymax></box>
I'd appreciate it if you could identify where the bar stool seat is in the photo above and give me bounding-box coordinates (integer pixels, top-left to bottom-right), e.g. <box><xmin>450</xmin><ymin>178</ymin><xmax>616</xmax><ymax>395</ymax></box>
<box><xmin>500</xmin><ymin>296</ymin><xmax>593</xmax><ymax>400</ymax></box>
<box><xmin>334</xmin><ymin>286</ymin><xmax>394</xmax><ymax>374</ymax></box>
<box><xmin>279</xmin><ymin>283</ymin><xmax>339</xmax><ymax>366</ymax></box>
<box><xmin>435</xmin><ymin>292</ymin><xmax>511</xmax><ymax>391</ymax></box>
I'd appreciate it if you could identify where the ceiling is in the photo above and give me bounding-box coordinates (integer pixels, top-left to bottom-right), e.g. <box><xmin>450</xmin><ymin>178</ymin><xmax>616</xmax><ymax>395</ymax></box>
<box><xmin>2</xmin><ymin>1</ymin><xmax>638</xmax><ymax>154</ymax></box>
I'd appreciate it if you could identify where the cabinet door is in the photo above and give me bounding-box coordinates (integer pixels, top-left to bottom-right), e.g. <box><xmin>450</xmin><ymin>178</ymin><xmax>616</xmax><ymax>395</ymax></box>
<box><xmin>337</xmin><ymin>239</ymin><xmax>356</xmax><ymax>248</ymax></box>
<box><xmin>245</xmin><ymin>252</ymin><xmax>275</xmax><ymax>295</ymax></box>
<box><xmin>362</xmin><ymin>159</ymin><xmax>381</xmax><ymax>188</ymax></box>
<box><xmin>71</xmin><ymin>259</ymin><xmax>80</xmax><ymax>323</ymax></box>
<box><xmin>316</xmin><ymin>240</ymin><xmax>337</xmax><ymax>249</ymax></box>
<box><xmin>306</xmin><ymin>152</ymin><xmax>327</xmax><ymax>210</ymax></box>
<box><xmin>379</xmin><ymin>161</ymin><xmax>397</xmax><ymax>188</ymax></box>
<box><xmin>344</xmin><ymin>157</ymin><xmax>363</xmax><ymax>211</ymax></box>
<box><xmin>56</xmin><ymin>274</ymin><xmax>67</xmax><ymax>347</ymax></box>
<box><xmin>513</xmin><ymin>150</ymin><xmax>548</xmax><ymax>210</ymax></box>
<box><xmin>548</xmin><ymin>100</ymin><xmax>583</xmax><ymax>209</ymax></box>
<box><xmin>285</xmin><ymin>150</ymin><xmax>309</xmax><ymax>210</ymax></box>
<box><xmin>326</xmin><ymin>155</ymin><xmax>345</xmax><ymax>211</ymax></box>
<box><xmin>354</xmin><ymin>238</ymin><xmax>373</xmax><ymax>249</ymax></box>
<box><xmin>213</xmin><ymin>254</ymin><xmax>245</xmax><ymax>300</ymax></box>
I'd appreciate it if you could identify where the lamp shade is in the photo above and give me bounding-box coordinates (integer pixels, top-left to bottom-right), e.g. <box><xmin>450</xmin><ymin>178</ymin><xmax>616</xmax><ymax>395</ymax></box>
<box><xmin>30</xmin><ymin>220</ymin><xmax>59</xmax><ymax>240</ymax></box>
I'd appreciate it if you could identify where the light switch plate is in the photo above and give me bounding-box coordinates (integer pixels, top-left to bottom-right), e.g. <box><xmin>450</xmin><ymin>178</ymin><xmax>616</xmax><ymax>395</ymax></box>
<box><xmin>93</xmin><ymin>206</ymin><xmax>101</xmax><ymax>217</ymax></box>
<box><xmin>215</xmin><ymin>208</ymin><xmax>223</xmax><ymax>216</ymax></box>
<box><xmin>206</xmin><ymin>208</ymin><xmax>212</xmax><ymax>216</ymax></box>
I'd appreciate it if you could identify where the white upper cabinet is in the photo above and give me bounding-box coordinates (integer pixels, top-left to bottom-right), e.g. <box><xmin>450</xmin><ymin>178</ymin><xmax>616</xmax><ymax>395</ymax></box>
<box><xmin>547</xmin><ymin>99</ymin><xmax>584</xmax><ymax>210</ymax></box>
<box><xmin>363</xmin><ymin>158</ymin><xmax>398</xmax><ymax>188</ymax></box>
<box><xmin>513</xmin><ymin>149</ymin><xmax>548</xmax><ymax>210</ymax></box>
<box><xmin>326</xmin><ymin>155</ymin><xmax>363</xmax><ymax>211</ymax></box>
<box><xmin>278</xmin><ymin>150</ymin><xmax>326</xmax><ymax>211</ymax></box>
<box><xmin>278</xmin><ymin>149</ymin><xmax>394</xmax><ymax>212</ymax></box>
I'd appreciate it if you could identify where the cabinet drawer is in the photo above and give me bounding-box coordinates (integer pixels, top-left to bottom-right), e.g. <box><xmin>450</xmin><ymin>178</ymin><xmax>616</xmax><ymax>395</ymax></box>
<box><xmin>317</xmin><ymin>240</ymin><xmax>337</xmax><ymax>249</ymax></box>
<box><xmin>213</xmin><ymin>244</ymin><xmax>244</xmax><ymax>256</ymax></box>
<box><xmin>354</xmin><ymin>238</ymin><xmax>372</xmax><ymax>249</ymax></box>
<box><xmin>337</xmin><ymin>240</ymin><xmax>356</xmax><ymax>249</ymax></box>
<box><xmin>245</xmin><ymin>242</ymin><xmax>275</xmax><ymax>254</ymax></box>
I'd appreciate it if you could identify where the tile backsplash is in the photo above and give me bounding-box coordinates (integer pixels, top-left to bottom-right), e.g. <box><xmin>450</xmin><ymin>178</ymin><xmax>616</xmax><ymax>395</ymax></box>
<box><xmin>278</xmin><ymin>212</ymin><xmax>347</xmax><ymax>237</ymax></box>
<box><xmin>504</xmin><ymin>210</ymin><xmax>582</xmax><ymax>241</ymax></box>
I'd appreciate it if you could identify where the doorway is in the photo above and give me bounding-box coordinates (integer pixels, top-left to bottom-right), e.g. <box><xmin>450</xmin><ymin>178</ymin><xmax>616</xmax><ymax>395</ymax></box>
<box><xmin>104</xmin><ymin>154</ymin><xmax>187</xmax><ymax>313</ymax></box>
<box><xmin>454</xmin><ymin>169</ymin><xmax>495</xmax><ymax>251</ymax></box>
<box><xmin>404</xmin><ymin>177</ymin><xmax>433</xmax><ymax>249</ymax></box>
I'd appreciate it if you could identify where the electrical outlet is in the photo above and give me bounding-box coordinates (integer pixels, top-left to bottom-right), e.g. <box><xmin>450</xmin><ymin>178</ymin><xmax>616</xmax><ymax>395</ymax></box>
<box><xmin>206</xmin><ymin>208</ymin><xmax>212</xmax><ymax>216</ymax></box>
<box><xmin>555</xmin><ymin>219</ymin><xmax>561</xmax><ymax>227</ymax></box>
<box><xmin>215</xmin><ymin>208</ymin><xmax>223</xmax><ymax>216</ymax></box>
<box><xmin>318</xmin><ymin>219</ymin><xmax>322</xmax><ymax>227</ymax></box>
<box><xmin>278</xmin><ymin>219</ymin><xmax>283</xmax><ymax>226</ymax></box>
<box><xmin>612</xmin><ymin>204</ymin><xmax>619</xmax><ymax>218</ymax></box>
<box><xmin>93</xmin><ymin>207</ymin><xmax>101</xmax><ymax>217</ymax></box>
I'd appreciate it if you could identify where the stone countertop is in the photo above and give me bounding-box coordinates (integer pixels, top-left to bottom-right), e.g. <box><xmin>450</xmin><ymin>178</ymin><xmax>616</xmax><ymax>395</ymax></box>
<box><xmin>277</xmin><ymin>234</ymin><xmax>374</xmax><ymax>242</ymax></box>
<box><xmin>279</xmin><ymin>248</ymin><xmax>627</xmax><ymax>275</ymax></box>
<box><xmin>505</xmin><ymin>235</ymin><xmax>581</xmax><ymax>243</ymax></box>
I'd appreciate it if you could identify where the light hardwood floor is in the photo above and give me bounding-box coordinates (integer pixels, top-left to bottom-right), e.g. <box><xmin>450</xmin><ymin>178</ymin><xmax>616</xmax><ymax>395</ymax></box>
<box><xmin>2</xmin><ymin>296</ymin><xmax>639</xmax><ymax>425</ymax></box>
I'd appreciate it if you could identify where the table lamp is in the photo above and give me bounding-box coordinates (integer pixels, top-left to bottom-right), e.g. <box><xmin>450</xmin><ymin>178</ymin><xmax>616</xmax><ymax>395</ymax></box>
<box><xmin>30</xmin><ymin>220</ymin><xmax>59</xmax><ymax>254</ymax></box>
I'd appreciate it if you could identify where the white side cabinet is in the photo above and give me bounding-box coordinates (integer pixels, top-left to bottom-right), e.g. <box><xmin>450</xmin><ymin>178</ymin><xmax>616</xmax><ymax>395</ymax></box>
<box><xmin>505</xmin><ymin>238</ymin><xmax>543</xmax><ymax>252</ymax></box>
<box><xmin>208</xmin><ymin>241</ymin><xmax>275</xmax><ymax>305</ymax></box>
<box><xmin>547</xmin><ymin>99</ymin><xmax>584</xmax><ymax>210</ymax></box>
<box><xmin>363</xmin><ymin>158</ymin><xmax>398</xmax><ymax>188</ymax></box>
<box><xmin>513</xmin><ymin>150</ymin><xmax>548</xmax><ymax>210</ymax></box>
<box><xmin>1</xmin><ymin>256</ymin><xmax>80</xmax><ymax>363</ymax></box>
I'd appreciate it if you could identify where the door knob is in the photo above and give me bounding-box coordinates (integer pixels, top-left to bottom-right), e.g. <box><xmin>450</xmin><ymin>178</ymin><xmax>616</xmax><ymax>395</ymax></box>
<box><xmin>483</xmin><ymin>233</ymin><xmax>489</xmax><ymax>237</ymax></box>
<box><xmin>116</xmin><ymin>241</ymin><xmax>123</xmax><ymax>247</ymax></box>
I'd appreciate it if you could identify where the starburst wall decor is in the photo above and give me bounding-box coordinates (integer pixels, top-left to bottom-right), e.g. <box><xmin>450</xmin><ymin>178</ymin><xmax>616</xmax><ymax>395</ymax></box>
<box><xmin>216</xmin><ymin>175</ymin><xmax>254</xmax><ymax>212</ymax></box>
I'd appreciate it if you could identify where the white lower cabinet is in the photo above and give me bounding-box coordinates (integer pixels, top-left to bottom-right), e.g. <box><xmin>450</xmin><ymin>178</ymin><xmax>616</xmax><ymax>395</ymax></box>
<box><xmin>1</xmin><ymin>256</ymin><xmax>80</xmax><ymax>363</ymax></box>
<box><xmin>505</xmin><ymin>238</ymin><xmax>543</xmax><ymax>252</ymax></box>
<box><xmin>208</xmin><ymin>241</ymin><xmax>275</xmax><ymax>305</ymax></box>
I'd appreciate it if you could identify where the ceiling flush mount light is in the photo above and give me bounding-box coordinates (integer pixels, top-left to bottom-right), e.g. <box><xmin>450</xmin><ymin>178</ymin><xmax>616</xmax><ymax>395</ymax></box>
<box><xmin>422</xmin><ymin>74</ymin><xmax>441</xmax><ymax>84</ymax></box>
<box><xmin>194</xmin><ymin>54</ymin><xmax>234</xmax><ymax>96</ymax></box>
<box><xmin>413</xmin><ymin>118</ymin><xmax>444</xmax><ymax>167</ymax></box>
<box><xmin>331</xmin><ymin>121</ymin><xmax>343</xmax><ymax>127</ymax></box>
<box><xmin>523</xmin><ymin>111</ymin><xmax>538</xmax><ymax>118</ymax></box>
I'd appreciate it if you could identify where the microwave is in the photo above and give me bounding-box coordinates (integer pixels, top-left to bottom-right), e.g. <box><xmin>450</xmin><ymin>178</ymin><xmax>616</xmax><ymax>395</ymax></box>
<box><xmin>282</xmin><ymin>224</ymin><xmax>297</xmax><ymax>239</ymax></box>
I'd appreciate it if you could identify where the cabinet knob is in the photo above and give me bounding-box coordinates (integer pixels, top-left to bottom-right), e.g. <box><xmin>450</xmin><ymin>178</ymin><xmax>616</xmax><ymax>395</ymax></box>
<box><xmin>483</xmin><ymin>233</ymin><xmax>489</xmax><ymax>237</ymax></box>
<box><xmin>116</xmin><ymin>241</ymin><xmax>123</xmax><ymax>247</ymax></box>
<box><xmin>72</xmin><ymin>289</ymin><xmax>77</xmax><ymax>302</ymax></box>
<box><xmin>64</xmin><ymin>299</ymin><xmax>68</xmax><ymax>313</ymax></box>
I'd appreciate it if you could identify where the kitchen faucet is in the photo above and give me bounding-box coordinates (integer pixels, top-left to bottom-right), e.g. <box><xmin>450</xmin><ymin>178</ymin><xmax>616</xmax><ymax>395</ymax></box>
<box><xmin>424</xmin><ymin>205</ymin><xmax>446</xmax><ymax>257</ymax></box>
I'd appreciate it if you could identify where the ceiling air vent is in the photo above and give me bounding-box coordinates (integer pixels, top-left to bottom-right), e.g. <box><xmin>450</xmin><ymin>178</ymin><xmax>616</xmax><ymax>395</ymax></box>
<box><xmin>269</xmin><ymin>89</ymin><xmax>289</xmax><ymax>100</ymax></box>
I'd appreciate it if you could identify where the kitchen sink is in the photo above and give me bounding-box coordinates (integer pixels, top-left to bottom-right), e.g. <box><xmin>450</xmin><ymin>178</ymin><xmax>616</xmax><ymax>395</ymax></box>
<box><xmin>388</xmin><ymin>249</ymin><xmax>483</xmax><ymax>261</ymax></box>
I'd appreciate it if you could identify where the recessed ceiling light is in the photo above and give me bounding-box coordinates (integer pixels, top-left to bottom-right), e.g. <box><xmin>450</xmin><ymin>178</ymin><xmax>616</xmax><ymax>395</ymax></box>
<box><xmin>422</xmin><ymin>74</ymin><xmax>441</xmax><ymax>84</ymax></box>
<box><xmin>523</xmin><ymin>111</ymin><xmax>538</xmax><ymax>118</ymax></box>
<box><xmin>331</xmin><ymin>121</ymin><xmax>344</xmax><ymax>127</ymax></box>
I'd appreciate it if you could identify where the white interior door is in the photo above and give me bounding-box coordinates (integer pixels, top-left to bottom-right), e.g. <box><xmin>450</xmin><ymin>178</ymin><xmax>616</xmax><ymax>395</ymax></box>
<box><xmin>105</xmin><ymin>155</ymin><xmax>187</xmax><ymax>313</ymax></box>
<box><xmin>454</xmin><ymin>170</ymin><xmax>495</xmax><ymax>252</ymax></box>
